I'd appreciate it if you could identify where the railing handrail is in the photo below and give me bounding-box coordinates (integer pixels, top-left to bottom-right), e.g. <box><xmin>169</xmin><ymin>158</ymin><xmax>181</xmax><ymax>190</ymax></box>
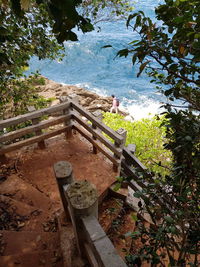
<box><xmin>71</xmin><ymin>100</ymin><xmax>124</xmax><ymax>144</ymax></box>
<box><xmin>0</xmin><ymin>100</ymin><xmax>126</xmax><ymax>172</ymax></box>
<box><xmin>0</xmin><ymin>101</ymin><xmax>70</xmax><ymax>130</ymax></box>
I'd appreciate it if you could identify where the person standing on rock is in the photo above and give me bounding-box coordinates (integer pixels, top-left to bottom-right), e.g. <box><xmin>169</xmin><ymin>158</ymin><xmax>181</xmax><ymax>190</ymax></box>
<box><xmin>110</xmin><ymin>95</ymin><xmax>119</xmax><ymax>114</ymax></box>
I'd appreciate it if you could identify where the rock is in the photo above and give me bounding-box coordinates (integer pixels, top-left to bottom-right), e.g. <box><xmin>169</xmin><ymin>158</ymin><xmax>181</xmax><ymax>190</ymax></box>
<box><xmin>37</xmin><ymin>77</ymin><xmax>115</xmax><ymax>114</ymax></box>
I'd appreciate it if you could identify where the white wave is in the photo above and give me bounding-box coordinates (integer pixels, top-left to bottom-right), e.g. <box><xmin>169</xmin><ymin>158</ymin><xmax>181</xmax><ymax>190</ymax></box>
<box><xmin>121</xmin><ymin>99</ymin><xmax>164</xmax><ymax>120</ymax></box>
<box><xmin>74</xmin><ymin>82</ymin><xmax>108</xmax><ymax>97</ymax></box>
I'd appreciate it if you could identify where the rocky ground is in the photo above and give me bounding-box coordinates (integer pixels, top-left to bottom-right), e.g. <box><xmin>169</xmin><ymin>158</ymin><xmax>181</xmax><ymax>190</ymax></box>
<box><xmin>37</xmin><ymin>77</ymin><xmax>128</xmax><ymax>116</ymax></box>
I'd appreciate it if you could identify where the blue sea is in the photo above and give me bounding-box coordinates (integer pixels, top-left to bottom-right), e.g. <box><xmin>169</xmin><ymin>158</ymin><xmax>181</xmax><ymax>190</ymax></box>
<box><xmin>28</xmin><ymin>0</ymin><xmax>165</xmax><ymax>120</ymax></box>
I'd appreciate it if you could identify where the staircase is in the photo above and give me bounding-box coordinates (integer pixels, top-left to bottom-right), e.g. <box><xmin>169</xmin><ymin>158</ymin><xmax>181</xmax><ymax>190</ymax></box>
<box><xmin>0</xmin><ymin>160</ymin><xmax>139</xmax><ymax>267</ymax></box>
<box><xmin>0</xmin><ymin>162</ymin><xmax>64</xmax><ymax>267</ymax></box>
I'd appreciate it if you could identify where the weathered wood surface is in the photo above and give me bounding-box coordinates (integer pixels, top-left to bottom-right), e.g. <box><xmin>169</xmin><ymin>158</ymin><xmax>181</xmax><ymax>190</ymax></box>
<box><xmin>122</xmin><ymin>147</ymin><xmax>147</xmax><ymax>170</ymax></box>
<box><xmin>0</xmin><ymin>115</ymin><xmax>71</xmax><ymax>143</ymax></box>
<box><xmin>71</xmin><ymin>101</ymin><xmax>124</xmax><ymax>143</ymax></box>
<box><xmin>121</xmin><ymin>159</ymin><xmax>173</xmax><ymax>216</ymax></box>
<box><xmin>0</xmin><ymin>125</ymin><xmax>71</xmax><ymax>154</ymax></box>
<box><xmin>113</xmin><ymin>128</ymin><xmax>127</xmax><ymax>172</ymax></box>
<box><xmin>72</xmin><ymin>124</ymin><xmax>120</xmax><ymax>166</ymax></box>
<box><xmin>72</xmin><ymin>114</ymin><xmax>121</xmax><ymax>157</ymax></box>
<box><xmin>0</xmin><ymin>102</ymin><xmax>70</xmax><ymax>130</ymax></box>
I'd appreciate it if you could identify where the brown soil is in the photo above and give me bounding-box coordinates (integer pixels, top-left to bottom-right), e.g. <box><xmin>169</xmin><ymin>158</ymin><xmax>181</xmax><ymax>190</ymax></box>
<box><xmin>0</xmin><ymin>132</ymin><xmax>118</xmax><ymax>266</ymax></box>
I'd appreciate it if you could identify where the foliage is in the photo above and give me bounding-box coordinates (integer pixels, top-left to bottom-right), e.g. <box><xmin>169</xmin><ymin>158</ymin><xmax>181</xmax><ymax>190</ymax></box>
<box><xmin>80</xmin><ymin>0</ymin><xmax>134</xmax><ymax>24</ymax></box>
<box><xmin>0</xmin><ymin>74</ymin><xmax>54</xmax><ymax>119</ymax></box>
<box><xmin>103</xmin><ymin>112</ymin><xmax>172</xmax><ymax>176</ymax></box>
<box><xmin>0</xmin><ymin>0</ymin><xmax>134</xmax><ymax>119</ymax></box>
<box><xmin>115</xmin><ymin>0</ymin><xmax>200</xmax><ymax>265</ymax></box>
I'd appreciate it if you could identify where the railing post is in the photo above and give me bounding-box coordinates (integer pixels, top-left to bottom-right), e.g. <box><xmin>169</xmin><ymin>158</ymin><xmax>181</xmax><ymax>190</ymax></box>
<box><xmin>68</xmin><ymin>94</ymin><xmax>79</xmax><ymax>135</ymax></box>
<box><xmin>127</xmin><ymin>144</ymin><xmax>136</xmax><ymax>155</ymax></box>
<box><xmin>91</xmin><ymin>110</ymin><xmax>103</xmax><ymax>154</ymax></box>
<box><xmin>113</xmin><ymin>128</ymin><xmax>127</xmax><ymax>173</ymax></box>
<box><xmin>28</xmin><ymin>106</ymin><xmax>46</xmax><ymax>149</ymax></box>
<box><xmin>59</xmin><ymin>97</ymin><xmax>72</xmax><ymax>138</ymax></box>
<box><xmin>54</xmin><ymin>161</ymin><xmax>74</xmax><ymax>220</ymax></box>
<box><xmin>65</xmin><ymin>180</ymin><xmax>98</xmax><ymax>256</ymax></box>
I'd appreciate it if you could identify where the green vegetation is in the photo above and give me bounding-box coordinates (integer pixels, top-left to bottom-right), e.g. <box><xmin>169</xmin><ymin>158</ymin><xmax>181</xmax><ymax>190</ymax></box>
<box><xmin>103</xmin><ymin>112</ymin><xmax>172</xmax><ymax>175</ymax></box>
<box><xmin>113</xmin><ymin>0</ymin><xmax>200</xmax><ymax>265</ymax></box>
<box><xmin>0</xmin><ymin>0</ymin><xmax>133</xmax><ymax>119</ymax></box>
<box><xmin>1</xmin><ymin>74</ymin><xmax>54</xmax><ymax>119</ymax></box>
<box><xmin>1</xmin><ymin>0</ymin><xmax>199</xmax><ymax>266</ymax></box>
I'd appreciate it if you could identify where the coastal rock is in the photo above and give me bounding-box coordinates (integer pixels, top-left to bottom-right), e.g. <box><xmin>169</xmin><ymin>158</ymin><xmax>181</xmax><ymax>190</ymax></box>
<box><xmin>37</xmin><ymin>77</ymin><xmax>127</xmax><ymax>115</ymax></box>
<box><xmin>38</xmin><ymin>78</ymin><xmax>112</xmax><ymax>112</ymax></box>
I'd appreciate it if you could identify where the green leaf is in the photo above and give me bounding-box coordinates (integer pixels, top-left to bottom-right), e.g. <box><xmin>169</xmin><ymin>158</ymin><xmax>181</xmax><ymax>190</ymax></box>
<box><xmin>113</xmin><ymin>182</ymin><xmax>121</xmax><ymax>191</ymax></box>
<box><xmin>137</xmin><ymin>61</ymin><xmax>150</xmax><ymax>77</ymax></box>
<box><xmin>131</xmin><ymin>213</ymin><xmax>138</xmax><ymax>221</ymax></box>
<box><xmin>102</xmin><ymin>45</ymin><xmax>112</xmax><ymax>48</ymax></box>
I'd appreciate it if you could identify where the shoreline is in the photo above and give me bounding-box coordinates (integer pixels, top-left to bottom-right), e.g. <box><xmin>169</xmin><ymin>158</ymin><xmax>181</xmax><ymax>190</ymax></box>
<box><xmin>38</xmin><ymin>76</ymin><xmax>129</xmax><ymax>116</ymax></box>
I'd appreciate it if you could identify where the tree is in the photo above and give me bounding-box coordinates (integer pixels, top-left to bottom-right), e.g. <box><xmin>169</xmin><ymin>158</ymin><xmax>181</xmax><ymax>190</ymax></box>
<box><xmin>0</xmin><ymin>0</ymin><xmax>133</xmax><ymax>118</ymax></box>
<box><xmin>117</xmin><ymin>0</ymin><xmax>200</xmax><ymax>265</ymax></box>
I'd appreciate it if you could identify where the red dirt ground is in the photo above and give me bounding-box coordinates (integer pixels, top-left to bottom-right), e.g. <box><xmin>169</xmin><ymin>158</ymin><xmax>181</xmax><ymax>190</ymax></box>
<box><xmin>9</xmin><ymin>132</ymin><xmax>117</xmax><ymax>198</ymax></box>
<box><xmin>0</xmin><ymin>132</ymin><xmax>119</xmax><ymax>267</ymax></box>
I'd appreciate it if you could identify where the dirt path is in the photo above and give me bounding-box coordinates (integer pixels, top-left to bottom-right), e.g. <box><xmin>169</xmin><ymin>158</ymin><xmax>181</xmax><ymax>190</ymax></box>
<box><xmin>7</xmin><ymin>133</ymin><xmax>117</xmax><ymax>199</ymax></box>
<box><xmin>0</xmin><ymin>133</ymin><xmax>118</xmax><ymax>266</ymax></box>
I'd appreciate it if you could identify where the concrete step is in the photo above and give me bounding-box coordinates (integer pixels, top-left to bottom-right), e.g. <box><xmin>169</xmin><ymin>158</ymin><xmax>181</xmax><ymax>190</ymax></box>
<box><xmin>0</xmin><ymin>250</ymin><xmax>63</xmax><ymax>267</ymax></box>
<box><xmin>0</xmin><ymin>175</ymin><xmax>54</xmax><ymax>213</ymax></box>
<box><xmin>0</xmin><ymin>230</ymin><xmax>61</xmax><ymax>256</ymax></box>
<box><xmin>0</xmin><ymin>195</ymin><xmax>57</xmax><ymax>232</ymax></box>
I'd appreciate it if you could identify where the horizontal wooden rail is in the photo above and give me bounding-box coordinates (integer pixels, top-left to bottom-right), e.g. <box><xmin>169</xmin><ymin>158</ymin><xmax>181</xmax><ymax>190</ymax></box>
<box><xmin>73</xmin><ymin>124</ymin><xmax>120</xmax><ymax>166</ymax></box>
<box><xmin>121</xmin><ymin>157</ymin><xmax>173</xmax><ymax>216</ymax></box>
<box><xmin>0</xmin><ymin>102</ymin><xmax>70</xmax><ymax>130</ymax></box>
<box><xmin>0</xmin><ymin>114</ymin><xmax>71</xmax><ymax>143</ymax></box>
<box><xmin>71</xmin><ymin>101</ymin><xmax>124</xmax><ymax>144</ymax></box>
<box><xmin>122</xmin><ymin>148</ymin><xmax>175</xmax><ymax>208</ymax></box>
<box><xmin>72</xmin><ymin>113</ymin><xmax>121</xmax><ymax>157</ymax></box>
<box><xmin>122</xmin><ymin>148</ymin><xmax>147</xmax><ymax>171</ymax></box>
<box><xmin>0</xmin><ymin>125</ymin><xmax>72</xmax><ymax>155</ymax></box>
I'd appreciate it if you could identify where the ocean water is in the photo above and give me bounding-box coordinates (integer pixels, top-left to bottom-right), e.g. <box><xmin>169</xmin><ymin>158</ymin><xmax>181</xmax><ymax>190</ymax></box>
<box><xmin>28</xmin><ymin>0</ymin><xmax>165</xmax><ymax>120</ymax></box>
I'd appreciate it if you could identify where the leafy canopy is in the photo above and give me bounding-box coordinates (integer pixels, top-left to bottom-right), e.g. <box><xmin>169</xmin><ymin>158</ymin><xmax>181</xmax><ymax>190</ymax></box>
<box><xmin>114</xmin><ymin>0</ymin><xmax>200</xmax><ymax>265</ymax></box>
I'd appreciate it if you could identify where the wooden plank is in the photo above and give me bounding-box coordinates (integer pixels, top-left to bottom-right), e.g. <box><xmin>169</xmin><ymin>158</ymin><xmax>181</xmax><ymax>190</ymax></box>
<box><xmin>0</xmin><ymin>115</ymin><xmax>71</xmax><ymax>143</ymax></box>
<box><xmin>121</xmin><ymin>160</ymin><xmax>173</xmax><ymax>215</ymax></box>
<box><xmin>72</xmin><ymin>124</ymin><xmax>120</xmax><ymax>166</ymax></box>
<box><xmin>71</xmin><ymin>101</ymin><xmax>124</xmax><ymax>143</ymax></box>
<box><xmin>123</xmin><ymin>148</ymin><xmax>147</xmax><ymax>170</ymax></box>
<box><xmin>0</xmin><ymin>102</ymin><xmax>70</xmax><ymax>130</ymax></box>
<box><xmin>72</xmin><ymin>113</ymin><xmax>122</xmax><ymax>157</ymax></box>
<box><xmin>0</xmin><ymin>125</ymin><xmax>71</xmax><ymax>155</ymax></box>
<box><xmin>121</xmin><ymin>159</ymin><xmax>140</xmax><ymax>180</ymax></box>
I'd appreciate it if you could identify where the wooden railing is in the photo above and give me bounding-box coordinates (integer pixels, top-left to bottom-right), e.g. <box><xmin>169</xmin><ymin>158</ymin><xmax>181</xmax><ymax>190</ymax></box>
<box><xmin>70</xmin><ymin>99</ymin><xmax>126</xmax><ymax>171</ymax></box>
<box><xmin>0</xmin><ymin>97</ymin><xmax>126</xmax><ymax>172</ymax></box>
<box><xmin>0</xmin><ymin>102</ymin><xmax>72</xmax><ymax>155</ymax></box>
<box><xmin>121</xmin><ymin>147</ymin><xmax>174</xmax><ymax>219</ymax></box>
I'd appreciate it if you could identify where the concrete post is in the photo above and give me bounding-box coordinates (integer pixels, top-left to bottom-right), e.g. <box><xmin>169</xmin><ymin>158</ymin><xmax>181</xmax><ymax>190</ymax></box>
<box><xmin>65</xmin><ymin>180</ymin><xmax>98</xmax><ymax>256</ymax></box>
<box><xmin>91</xmin><ymin>110</ymin><xmax>103</xmax><ymax>154</ymax></box>
<box><xmin>113</xmin><ymin>128</ymin><xmax>127</xmax><ymax>173</ymax></box>
<box><xmin>127</xmin><ymin>144</ymin><xmax>136</xmax><ymax>155</ymax></box>
<box><xmin>54</xmin><ymin>161</ymin><xmax>74</xmax><ymax>220</ymax></box>
<box><xmin>28</xmin><ymin>106</ymin><xmax>45</xmax><ymax>149</ymax></box>
<box><xmin>59</xmin><ymin>97</ymin><xmax>72</xmax><ymax>138</ymax></box>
